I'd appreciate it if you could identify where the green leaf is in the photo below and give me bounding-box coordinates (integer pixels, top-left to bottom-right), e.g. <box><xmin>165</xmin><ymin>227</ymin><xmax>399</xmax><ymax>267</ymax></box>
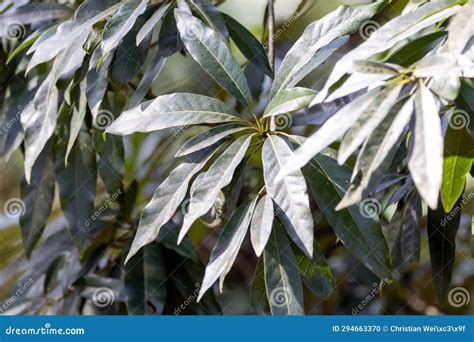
<box><xmin>197</xmin><ymin>198</ymin><xmax>258</xmax><ymax>301</ymax></box>
<box><xmin>176</xmin><ymin>123</ymin><xmax>250</xmax><ymax>157</ymax></box>
<box><xmin>125</xmin><ymin>143</ymin><xmax>223</xmax><ymax>263</ymax></box>
<box><xmin>264</xmin><ymin>87</ymin><xmax>317</xmax><ymax>118</ymax></box>
<box><xmin>106</xmin><ymin>93</ymin><xmax>243</xmax><ymax>135</ymax></box>
<box><xmin>180</xmin><ymin>135</ymin><xmax>253</xmax><ymax>242</ymax></box>
<box><xmin>56</xmin><ymin>129</ymin><xmax>97</xmax><ymax>246</ymax></box>
<box><xmin>174</xmin><ymin>9</ymin><xmax>252</xmax><ymax>106</ymax></box>
<box><xmin>250</xmin><ymin>195</ymin><xmax>274</xmax><ymax>257</ymax></box>
<box><xmin>441</xmin><ymin>124</ymin><xmax>474</xmax><ymax>212</ymax></box>
<box><xmin>270</xmin><ymin>1</ymin><xmax>388</xmax><ymax>99</ymax></box>
<box><xmin>250</xmin><ymin>257</ymin><xmax>270</xmax><ymax>315</ymax></box>
<box><xmin>293</xmin><ymin>241</ymin><xmax>335</xmax><ymax>299</ymax></box>
<box><xmin>19</xmin><ymin>145</ymin><xmax>55</xmax><ymax>257</ymax></box>
<box><xmin>264</xmin><ymin>221</ymin><xmax>304</xmax><ymax>316</ymax></box>
<box><xmin>100</xmin><ymin>0</ymin><xmax>148</xmax><ymax>56</ymax></box>
<box><xmin>428</xmin><ymin>198</ymin><xmax>462</xmax><ymax>304</ymax></box>
<box><xmin>125</xmin><ymin>242</ymin><xmax>167</xmax><ymax>315</ymax></box>
<box><xmin>222</xmin><ymin>13</ymin><xmax>273</xmax><ymax>77</ymax></box>
<box><xmin>408</xmin><ymin>84</ymin><xmax>443</xmax><ymax>209</ymax></box>
<box><xmin>314</xmin><ymin>0</ymin><xmax>461</xmax><ymax>104</ymax></box>
<box><xmin>136</xmin><ymin>3</ymin><xmax>171</xmax><ymax>45</ymax></box>
<box><xmin>303</xmin><ymin>151</ymin><xmax>391</xmax><ymax>279</ymax></box>
<box><xmin>66</xmin><ymin>80</ymin><xmax>87</xmax><ymax>164</ymax></box>
<box><xmin>262</xmin><ymin>135</ymin><xmax>314</xmax><ymax>257</ymax></box>
<box><xmin>400</xmin><ymin>191</ymin><xmax>422</xmax><ymax>263</ymax></box>
<box><xmin>6</xmin><ymin>33</ymin><xmax>40</xmax><ymax>65</ymax></box>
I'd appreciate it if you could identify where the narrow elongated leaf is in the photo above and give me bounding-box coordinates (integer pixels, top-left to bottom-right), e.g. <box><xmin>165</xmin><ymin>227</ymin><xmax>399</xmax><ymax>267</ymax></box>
<box><xmin>86</xmin><ymin>47</ymin><xmax>113</xmax><ymax>118</ymax></box>
<box><xmin>179</xmin><ymin>135</ymin><xmax>253</xmax><ymax>242</ymax></box>
<box><xmin>338</xmin><ymin>85</ymin><xmax>402</xmax><ymax>164</ymax></box>
<box><xmin>277</xmin><ymin>89</ymin><xmax>383</xmax><ymax>180</ymax></box>
<box><xmin>302</xmin><ymin>150</ymin><xmax>391</xmax><ymax>279</ymax></box>
<box><xmin>189</xmin><ymin>0</ymin><xmax>229</xmax><ymax>39</ymax></box>
<box><xmin>293</xmin><ymin>241</ymin><xmax>335</xmax><ymax>299</ymax></box>
<box><xmin>126</xmin><ymin>144</ymin><xmax>223</xmax><ymax>263</ymax></box>
<box><xmin>250</xmin><ymin>195</ymin><xmax>274</xmax><ymax>257</ymax></box>
<box><xmin>66</xmin><ymin>80</ymin><xmax>87</xmax><ymax>163</ymax></box>
<box><xmin>446</xmin><ymin>2</ymin><xmax>474</xmax><ymax>57</ymax></box>
<box><xmin>401</xmin><ymin>191</ymin><xmax>422</xmax><ymax>263</ymax></box>
<box><xmin>351</xmin><ymin>61</ymin><xmax>401</xmax><ymax>75</ymax></box>
<box><xmin>175</xmin><ymin>9</ymin><xmax>252</xmax><ymax>106</ymax></box>
<box><xmin>264</xmin><ymin>87</ymin><xmax>317</xmax><ymax>118</ymax></box>
<box><xmin>136</xmin><ymin>3</ymin><xmax>171</xmax><ymax>45</ymax></box>
<box><xmin>263</xmin><ymin>135</ymin><xmax>314</xmax><ymax>257</ymax></box>
<box><xmin>125</xmin><ymin>242</ymin><xmax>167</xmax><ymax>315</ymax></box>
<box><xmin>197</xmin><ymin>198</ymin><xmax>258</xmax><ymax>301</ymax></box>
<box><xmin>428</xmin><ymin>198</ymin><xmax>462</xmax><ymax>304</ymax></box>
<box><xmin>314</xmin><ymin>0</ymin><xmax>461</xmax><ymax>104</ymax></box>
<box><xmin>222</xmin><ymin>13</ymin><xmax>273</xmax><ymax>77</ymax></box>
<box><xmin>176</xmin><ymin>123</ymin><xmax>250</xmax><ymax>157</ymax></box>
<box><xmin>106</xmin><ymin>93</ymin><xmax>243</xmax><ymax>135</ymax></box>
<box><xmin>270</xmin><ymin>1</ymin><xmax>388</xmax><ymax>99</ymax></box>
<box><xmin>101</xmin><ymin>0</ymin><xmax>148</xmax><ymax>56</ymax></box>
<box><xmin>408</xmin><ymin>85</ymin><xmax>443</xmax><ymax>209</ymax></box>
<box><xmin>19</xmin><ymin>145</ymin><xmax>55</xmax><ymax>257</ymax></box>
<box><xmin>250</xmin><ymin>257</ymin><xmax>270</xmax><ymax>315</ymax></box>
<box><xmin>56</xmin><ymin>129</ymin><xmax>97</xmax><ymax>246</ymax></box>
<box><xmin>0</xmin><ymin>3</ymin><xmax>72</xmax><ymax>25</ymax></box>
<box><xmin>441</xmin><ymin>125</ymin><xmax>474</xmax><ymax>212</ymax></box>
<box><xmin>264</xmin><ymin>221</ymin><xmax>304</xmax><ymax>316</ymax></box>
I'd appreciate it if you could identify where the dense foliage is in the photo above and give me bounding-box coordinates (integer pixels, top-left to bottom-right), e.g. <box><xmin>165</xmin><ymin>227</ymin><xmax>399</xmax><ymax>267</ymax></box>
<box><xmin>0</xmin><ymin>0</ymin><xmax>472</xmax><ymax>315</ymax></box>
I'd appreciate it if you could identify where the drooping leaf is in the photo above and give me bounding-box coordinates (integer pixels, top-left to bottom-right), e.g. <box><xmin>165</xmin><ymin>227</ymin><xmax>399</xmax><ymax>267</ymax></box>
<box><xmin>408</xmin><ymin>84</ymin><xmax>443</xmax><ymax>209</ymax></box>
<box><xmin>125</xmin><ymin>242</ymin><xmax>167</xmax><ymax>315</ymax></box>
<box><xmin>176</xmin><ymin>123</ymin><xmax>250</xmax><ymax>157</ymax></box>
<box><xmin>189</xmin><ymin>0</ymin><xmax>229</xmax><ymax>39</ymax></box>
<box><xmin>19</xmin><ymin>144</ymin><xmax>55</xmax><ymax>257</ymax></box>
<box><xmin>250</xmin><ymin>257</ymin><xmax>270</xmax><ymax>315</ymax></box>
<box><xmin>136</xmin><ymin>3</ymin><xmax>171</xmax><ymax>45</ymax></box>
<box><xmin>126</xmin><ymin>143</ymin><xmax>224</xmax><ymax>263</ymax></box>
<box><xmin>303</xmin><ymin>150</ymin><xmax>391</xmax><ymax>279</ymax></box>
<box><xmin>175</xmin><ymin>9</ymin><xmax>252</xmax><ymax>106</ymax></box>
<box><xmin>441</xmin><ymin>124</ymin><xmax>474</xmax><ymax>212</ymax></box>
<box><xmin>106</xmin><ymin>93</ymin><xmax>243</xmax><ymax>135</ymax></box>
<box><xmin>264</xmin><ymin>87</ymin><xmax>317</xmax><ymax>118</ymax></box>
<box><xmin>293</xmin><ymin>241</ymin><xmax>335</xmax><ymax>299</ymax></box>
<box><xmin>86</xmin><ymin>47</ymin><xmax>113</xmax><ymax>118</ymax></box>
<box><xmin>0</xmin><ymin>3</ymin><xmax>72</xmax><ymax>26</ymax></box>
<box><xmin>428</xmin><ymin>198</ymin><xmax>462</xmax><ymax>304</ymax></box>
<box><xmin>250</xmin><ymin>195</ymin><xmax>274</xmax><ymax>257</ymax></box>
<box><xmin>270</xmin><ymin>1</ymin><xmax>388</xmax><ymax>99</ymax></box>
<box><xmin>264</xmin><ymin>221</ymin><xmax>304</xmax><ymax>316</ymax></box>
<box><xmin>262</xmin><ymin>135</ymin><xmax>314</xmax><ymax>257</ymax></box>
<box><xmin>180</xmin><ymin>135</ymin><xmax>253</xmax><ymax>242</ymax></box>
<box><xmin>400</xmin><ymin>191</ymin><xmax>422</xmax><ymax>263</ymax></box>
<box><xmin>222</xmin><ymin>13</ymin><xmax>273</xmax><ymax>77</ymax></box>
<box><xmin>197</xmin><ymin>198</ymin><xmax>258</xmax><ymax>301</ymax></box>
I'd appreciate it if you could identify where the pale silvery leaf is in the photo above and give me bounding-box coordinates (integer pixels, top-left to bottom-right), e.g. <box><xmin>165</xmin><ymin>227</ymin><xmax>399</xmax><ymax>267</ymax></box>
<box><xmin>106</xmin><ymin>93</ymin><xmax>243</xmax><ymax>135</ymax></box>
<box><xmin>197</xmin><ymin>198</ymin><xmax>258</xmax><ymax>301</ymax></box>
<box><xmin>175</xmin><ymin>9</ymin><xmax>252</xmax><ymax>106</ymax></box>
<box><xmin>250</xmin><ymin>195</ymin><xmax>274</xmax><ymax>257</ymax></box>
<box><xmin>0</xmin><ymin>3</ymin><xmax>72</xmax><ymax>26</ymax></box>
<box><xmin>336</xmin><ymin>97</ymin><xmax>414</xmax><ymax>209</ymax></box>
<box><xmin>313</xmin><ymin>0</ymin><xmax>461</xmax><ymax>105</ymax></box>
<box><xmin>86</xmin><ymin>47</ymin><xmax>113</xmax><ymax>118</ymax></box>
<box><xmin>446</xmin><ymin>2</ymin><xmax>474</xmax><ymax>58</ymax></box>
<box><xmin>179</xmin><ymin>135</ymin><xmax>253</xmax><ymax>243</ymax></box>
<box><xmin>176</xmin><ymin>123</ymin><xmax>250</xmax><ymax>157</ymax></box>
<box><xmin>264</xmin><ymin>87</ymin><xmax>317</xmax><ymax>118</ymax></box>
<box><xmin>338</xmin><ymin>85</ymin><xmax>402</xmax><ymax>165</ymax></box>
<box><xmin>351</xmin><ymin>60</ymin><xmax>402</xmax><ymax>75</ymax></box>
<box><xmin>277</xmin><ymin>89</ymin><xmax>383</xmax><ymax>181</ymax></box>
<box><xmin>408</xmin><ymin>84</ymin><xmax>443</xmax><ymax>209</ymax></box>
<box><xmin>125</xmin><ymin>144</ymin><xmax>223</xmax><ymax>263</ymax></box>
<box><xmin>101</xmin><ymin>0</ymin><xmax>148</xmax><ymax>56</ymax></box>
<box><xmin>324</xmin><ymin>73</ymin><xmax>391</xmax><ymax>103</ymax></box>
<box><xmin>270</xmin><ymin>1</ymin><xmax>388</xmax><ymax>99</ymax></box>
<box><xmin>264</xmin><ymin>221</ymin><xmax>304</xmax><ymax>315</ymax></box>
<box><xmin>263</xmin><ymin>135</ymin><xmax>314</xmax><ymax>257</ymax></box>
<box><xmin>136</xmin><ymin>3</ymin><xmax>171</xmax><ymax>45</ymax></box>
